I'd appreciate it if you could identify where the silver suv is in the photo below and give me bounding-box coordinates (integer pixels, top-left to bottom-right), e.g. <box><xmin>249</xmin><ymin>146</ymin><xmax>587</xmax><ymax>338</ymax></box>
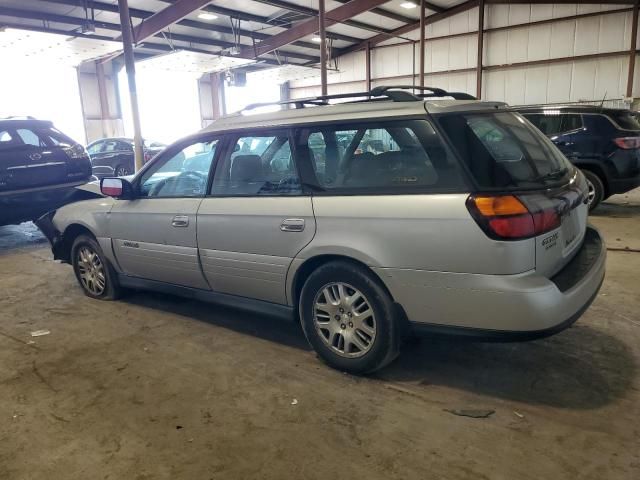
<box><xmin>36</xmin><ymin>86</ymin><xmax>606</xmax><ymax>374</ymax></box>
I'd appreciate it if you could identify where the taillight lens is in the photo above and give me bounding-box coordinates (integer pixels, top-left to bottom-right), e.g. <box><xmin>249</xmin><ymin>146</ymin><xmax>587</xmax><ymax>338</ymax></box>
<box><xmin>467</xmin><ymin>194</ymin><xmax>561</xmax><ymax>240</ymax></box>
<box><xmin>613</xmin><ymin>137</ymin><xmax>640</xmax><ymax>149</ymax></box>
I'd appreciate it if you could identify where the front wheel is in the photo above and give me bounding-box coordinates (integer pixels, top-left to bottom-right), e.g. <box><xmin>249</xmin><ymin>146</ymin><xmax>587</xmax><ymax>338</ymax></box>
<box><xmin>299</xmin><ymin>261</ymin><xmax>401</xmax><ymax>374</ymax></box>
<box><xmin>71</xmin><ymin>234</ymin><xmax>121</xmax><ymax>300</ymax></box>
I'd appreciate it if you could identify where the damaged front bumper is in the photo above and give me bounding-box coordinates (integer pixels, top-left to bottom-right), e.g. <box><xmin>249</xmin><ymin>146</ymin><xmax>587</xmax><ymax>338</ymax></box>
<box><xmin>34</xmin><ymin>211</ymin><xmax>68</xmax><ymax>263</ymax></box>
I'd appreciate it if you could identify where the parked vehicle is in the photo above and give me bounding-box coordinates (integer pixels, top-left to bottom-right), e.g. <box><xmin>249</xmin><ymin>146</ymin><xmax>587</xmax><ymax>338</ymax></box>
<box><xmin>0</xmin><ymin>118</ymin><xmax>92</xmax><ymax>226</ymax></box>
<box><xmin>87</xmin><ymin>137</ymin><xmax>165</xmax><ymax>177</ymax></box>
<box><xmin>517</xmin><ymin>105</ymin><xmax>640</xmax><ymax>210</ymax></box>
<box><xmin>36</xmin><ymin>86</ymin><xmax>605</xmax><ymax>374</ymax></box>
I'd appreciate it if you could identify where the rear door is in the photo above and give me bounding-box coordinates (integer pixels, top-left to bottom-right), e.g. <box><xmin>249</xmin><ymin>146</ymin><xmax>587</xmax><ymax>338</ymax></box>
<box><xmin>108</xmin><ymin>137</ymin><xmax>219</xmax><ymax>289</ymax></box>
<box><xmin>0</xmin><ymin>125</ymin><xmax>83</xmax><ymax>192</ymax></box>
<box><xmin>196</xmin><ymin>130</ymin><xmax>316</xmax><ymax>305</ymax></box>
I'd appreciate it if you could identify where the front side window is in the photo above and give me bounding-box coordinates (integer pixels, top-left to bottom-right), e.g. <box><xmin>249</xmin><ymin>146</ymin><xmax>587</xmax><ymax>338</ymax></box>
<box><xmin>212</xmin><ymin>133</ymin><xmax>301</xmax><ymax>196</ymax></box>
<box><xmin>438</xmin><ymin>112</ymin><xmax>573</xmax><ymax>190</ymax></box>
<box><xmin>298</xmin><ymin>120</ymin><xmax>463</xmax><ymax>191</ymax></box>
<box><xmin>139</xmin><ymin>139</ymin><xmax>218</xmax><ymax>198</ymax></box>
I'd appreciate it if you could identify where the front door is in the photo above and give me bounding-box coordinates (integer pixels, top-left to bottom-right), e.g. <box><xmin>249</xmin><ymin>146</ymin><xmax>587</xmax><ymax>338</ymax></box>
<box><xmin>197</xmin><ymin>131</ymin><xmax>316</xmax><ymax>305</ymax></box>
<box><xmin>108</xmin><ymin>137</ymin><xmax>219</xmax><ymax>289</ymax></box>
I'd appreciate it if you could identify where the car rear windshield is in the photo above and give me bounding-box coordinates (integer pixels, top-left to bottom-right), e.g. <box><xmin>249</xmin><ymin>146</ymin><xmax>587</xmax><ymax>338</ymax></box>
<box><xmin>0</xmin><ymin>125</ymin><xmax>74</xmax><ymax>151</ymax></box>
<box><xmin>608</xmin><ymin>111</ymin><xmax>640</xmax><ymax>131</ymax></box>
<box><xmin>437</xmin><ymin>112</ymin><xmax>573</xmax><ymax>190</ymax></box>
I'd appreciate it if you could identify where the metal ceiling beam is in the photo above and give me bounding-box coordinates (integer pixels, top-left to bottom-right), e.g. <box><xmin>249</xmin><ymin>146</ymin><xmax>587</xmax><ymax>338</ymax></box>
<box><xmin>42</xmin><ymin>0</ymin><xmax>321</xmax><ymax>51</ymax></box>
<box><xmin>157</xmin><ymin>0</ymin><xmax>361</xmax><ymax>44</ymax></box>
<box><xmin>0</xmin><ymin>6</ymin><xmax>317</xmax><ymax>64</ymax></box>
<box><xmin>241</xmin><ymin>0</ymin><xmax>391</xmax><ymax>58</ymax></box>
<box><xmin>127</xmin><ymin>0</ymin><xmax>213</xmax><ymax>44</ymax></box>
<box><xmin>336</xmin><ymin>0</ymin><xmax>479</xmax><ymax>56</ymax></box>
<box><xmin>332</xmin><ymin>0</ymin><xmax>420</xmax><ymax>23</ymax></box>
<box><xmin>251</xmin><ymin>0</ymin><xmax>398</xmax><ymax>35</ymax></box>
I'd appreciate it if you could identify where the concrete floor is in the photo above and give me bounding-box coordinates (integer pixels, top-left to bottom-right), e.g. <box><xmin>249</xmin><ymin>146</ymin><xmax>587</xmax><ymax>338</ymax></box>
<box><xmin>1</xmin><ymin>191</ymin><xmax>639</xmax><ymax>480</ymax></box>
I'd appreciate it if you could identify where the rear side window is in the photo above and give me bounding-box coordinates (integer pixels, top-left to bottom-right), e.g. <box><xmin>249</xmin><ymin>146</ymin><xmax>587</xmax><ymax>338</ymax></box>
<box><xmin>524</xmin><ymin>113</ymin><xmax>582</xmax><ymax>135</ymax></box>
<box><xmin>297</xmin><ymin>120</ymin><xmax>465</xmax><ymax>192</ymax></box>
<box><xmin>438</xmin><ymin>112</ymin><xmax>573</xmax><ymax>190</ymax></box>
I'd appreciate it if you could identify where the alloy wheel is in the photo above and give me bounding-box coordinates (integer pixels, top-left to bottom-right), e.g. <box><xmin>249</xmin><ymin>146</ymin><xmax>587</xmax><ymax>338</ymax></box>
<box><xmin>313</xmin><ymin>282</ymin><xmax>377</xmax><ymax>358</ymax></box>
<box><xmin>76</xmin><ymin>246</ymin><xmax>106</xmax><ymax>295</ymax></box>
<box><xmin>586</xmin><ymin>178</ymin><xmax>596</xmax><ymax>206</ymax></box>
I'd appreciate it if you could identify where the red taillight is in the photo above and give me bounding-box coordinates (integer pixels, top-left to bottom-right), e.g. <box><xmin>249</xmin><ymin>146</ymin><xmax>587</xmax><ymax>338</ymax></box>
<box><xmin>613</xmin><ymin>137</ymin><xmax>640</xmax><ymax>149</ymax></box>
<box><xmin>467</xmin><ymin>194</ymin><xmax>561</xmax><ymax>241</ymax></box>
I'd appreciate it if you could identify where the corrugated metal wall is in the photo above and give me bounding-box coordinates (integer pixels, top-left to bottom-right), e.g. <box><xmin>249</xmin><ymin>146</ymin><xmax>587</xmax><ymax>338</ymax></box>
<box><xmin>291</xmin><ymin>3</ymin><xmax>639</xmax><ymax>106</ymax></box>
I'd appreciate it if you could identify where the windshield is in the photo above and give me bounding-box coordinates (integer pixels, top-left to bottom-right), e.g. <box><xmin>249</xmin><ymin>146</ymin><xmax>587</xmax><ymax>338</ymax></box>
<box><xmin>437</xmin><ymin>112</ymin><xmax>573</xmax><ymax>190</ymax></box>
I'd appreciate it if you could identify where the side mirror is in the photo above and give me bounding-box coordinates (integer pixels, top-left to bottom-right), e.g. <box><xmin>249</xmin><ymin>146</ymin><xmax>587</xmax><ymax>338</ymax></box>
<box><xmin>100</xmin><ymin>177</ymin><xmax>133</xmax><ymax>199</ymax></box>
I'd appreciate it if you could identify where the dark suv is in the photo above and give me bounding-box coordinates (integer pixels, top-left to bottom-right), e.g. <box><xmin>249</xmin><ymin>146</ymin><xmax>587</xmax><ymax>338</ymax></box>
<box><xmin>517</xmin><ymin>105</ymin><xmax>640</xmax><ymax>209</ymax></box>
<box><xmin>0</xmin><ymin>118</ymin><xmax>92</xmax><ymax>226</ymax></box>
<box><xmin>87</xmin><ymin>137</ymin><xmax>165</xmax><ymax>178</ymax></box>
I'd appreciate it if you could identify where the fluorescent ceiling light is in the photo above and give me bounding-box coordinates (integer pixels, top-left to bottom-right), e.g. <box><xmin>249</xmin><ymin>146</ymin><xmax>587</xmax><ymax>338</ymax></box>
<box><xmin>400</xmin><ymin>1</ymin><xmax>418</xmax><ymax>8</ymax></box>
<box><xmin>198</xmin><ymin>12</ymin><xmax>218</xmax><ymax>20</ymax></box>
<box><xmin>311</xmin><ymin>36</ymin><xmax>322</xmax><ymax>43</ymax></box>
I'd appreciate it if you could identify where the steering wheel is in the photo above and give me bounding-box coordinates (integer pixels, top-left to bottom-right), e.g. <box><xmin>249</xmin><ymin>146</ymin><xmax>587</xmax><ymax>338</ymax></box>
<box><xmin>149</xmin><ymin>171</ymin><xmax>207</xmax><ymax>197</ymax></box>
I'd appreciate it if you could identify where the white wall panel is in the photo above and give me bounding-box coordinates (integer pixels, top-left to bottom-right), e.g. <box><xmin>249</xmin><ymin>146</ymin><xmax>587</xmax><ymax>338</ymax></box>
<box><xmin>291</xmin><ymin>4</ymin><xmax>638</xmax><ymax>104</ymax></box>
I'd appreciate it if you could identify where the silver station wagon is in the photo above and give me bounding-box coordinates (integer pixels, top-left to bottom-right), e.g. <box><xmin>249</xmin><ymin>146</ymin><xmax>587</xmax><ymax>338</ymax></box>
<box><xmin>37</xmin><ymin>86</ymin><xmax>606</xmax><ymax>373</ymax></box>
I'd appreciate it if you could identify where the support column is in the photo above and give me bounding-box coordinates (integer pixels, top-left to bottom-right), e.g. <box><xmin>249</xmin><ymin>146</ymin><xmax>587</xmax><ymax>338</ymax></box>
<box><xmin>627</xmin><ymin>0</ymin><xmax>639</xmax><ymax>97</ymax></box>
<box><xmin>365</xmin><ymin>42</ymin><xmax>372</xmax><ymax>92</ymax></box>
<box><xmin>95</xmin><ymin>60</ymin><xmax>111</xmax><ymax>137</ymax></box>
<box><xmin>211</xmin><ymin>72</ymin><xmax>223</xmax><ymax>119</ymax></box>
<box><xmin>280</xmin><ymin>81</ymin><xmax>291</xmax><ymax>109</ymax></box>
<box><xmin>319</xmin><ymin>0</ymin><xmax>328</xmax><ymax>96</ymax></box>
<box><xmin>117</xmin><ymin>0</ymin><xmax>144</xmax><ymax>172</ymax></box>
<box><xmin>476</xmin><ymin>0</ymin><xmax>485</xmax><ymax>99</ymax></box>
<box><xmin>419</xmin><ymin>0</ymin><xmax>426</xmax><ymax>88</ymax></box>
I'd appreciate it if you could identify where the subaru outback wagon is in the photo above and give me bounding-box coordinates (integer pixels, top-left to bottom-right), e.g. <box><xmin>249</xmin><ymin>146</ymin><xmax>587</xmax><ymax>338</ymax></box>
<box><xmin>36</xmin><ymin>86</ymin><xmax>606</xmax><ymax>374</ymax></box>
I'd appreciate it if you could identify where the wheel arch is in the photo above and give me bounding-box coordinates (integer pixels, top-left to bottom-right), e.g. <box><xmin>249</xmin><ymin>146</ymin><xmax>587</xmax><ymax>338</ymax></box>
<box><xmin>59</xmin><ymin>223</ymin><xmax>97</xmax><ymax>263</ymax></box>
<box><xmin>576</xmin><ymin>163</ymin><xmax>609</xmax><ymax>198</ymax></box>
<box><xmin>289</xmin><ymin>254</ymin><xmax>395</xmax><ymax>316</ymax></box>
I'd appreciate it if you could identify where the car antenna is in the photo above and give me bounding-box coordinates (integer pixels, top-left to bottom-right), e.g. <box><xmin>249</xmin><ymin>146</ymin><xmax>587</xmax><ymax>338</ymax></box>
<box><xmin>599</xmin><ymin>91</ymin><xmax>607</xmax><ymax>111</ymax></box>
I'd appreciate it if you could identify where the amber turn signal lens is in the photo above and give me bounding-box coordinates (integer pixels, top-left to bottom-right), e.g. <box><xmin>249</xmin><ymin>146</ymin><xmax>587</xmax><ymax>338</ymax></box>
<box><xmin>472</xmin><ymin>195</ymin><xmax>528</xmax><ymax>216</ymax></box>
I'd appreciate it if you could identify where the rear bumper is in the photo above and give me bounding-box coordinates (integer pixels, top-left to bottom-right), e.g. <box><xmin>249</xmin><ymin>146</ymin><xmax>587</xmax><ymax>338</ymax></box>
<box><xmin>0</xmin><ymin>181</ymin><xmax>86</xmax><ymax>226</ymax></box>
<box><xmin>374</xmin><ymin>226</ymin><xmax>606</xmax><ymax>339</ymax></box>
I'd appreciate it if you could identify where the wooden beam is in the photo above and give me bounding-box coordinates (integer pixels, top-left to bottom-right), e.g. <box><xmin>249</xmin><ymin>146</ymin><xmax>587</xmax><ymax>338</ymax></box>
<box><xmin>627</xmin><ymin>1</ymin><xmax>639</xmax><ymax>97</ymax></box>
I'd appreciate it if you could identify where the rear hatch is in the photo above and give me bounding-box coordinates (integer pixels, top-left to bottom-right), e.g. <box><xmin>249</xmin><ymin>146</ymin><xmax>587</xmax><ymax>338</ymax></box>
<box><xmin>437</xmin><ymin>110</ymin><xmax>589</xmax><ymax>278</ymax></box>
<box><xmin>0</xmin><ymin>123</ymin><xmax>90</xmax><ymax>192</ymax></box>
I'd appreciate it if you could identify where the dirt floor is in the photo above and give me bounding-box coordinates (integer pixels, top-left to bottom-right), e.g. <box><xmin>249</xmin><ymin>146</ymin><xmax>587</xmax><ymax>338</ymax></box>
<box><xmin>1</xmin><ymin>191</ymin><xmax>639</xmax><ymax>480</ymax></box>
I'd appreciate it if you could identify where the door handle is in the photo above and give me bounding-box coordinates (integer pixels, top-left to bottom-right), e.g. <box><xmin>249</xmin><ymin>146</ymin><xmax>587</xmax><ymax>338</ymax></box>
<box><xmin>280</xmin><ymin>218</ymin><xmax>305</xmax><ymax>232</ymax></box>
<box><xmin>172</xmin><ymin>215</ymin><xmax>189</xmax><ymax>227</ymax></box>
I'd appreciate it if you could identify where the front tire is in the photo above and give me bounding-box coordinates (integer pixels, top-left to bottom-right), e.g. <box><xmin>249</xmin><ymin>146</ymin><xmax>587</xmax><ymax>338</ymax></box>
<box><xmin>299</xmin><ymin>261</ymin><xmax>401</xmax><ymax>374</ymax></box>
<box><xmin>582</xmin><ymin>169</ymin><xmax>605</xmax><ymax>211</ymax></box>
<box><xmin>71</xmin><ymin>234</ymin><xmax>121</xmax><ymax>300</ymax></box>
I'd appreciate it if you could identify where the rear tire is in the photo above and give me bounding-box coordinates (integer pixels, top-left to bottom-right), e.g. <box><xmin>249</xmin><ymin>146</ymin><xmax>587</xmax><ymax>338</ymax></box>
<box><xmin>299</xmin><ymin>261</ymin><xmax>400</xmax><ymax>374</ymax></box>
<box><xmin>582</xmin><ymin>169</ymin><xmax>605</xmax><ymax>211</ymax></box>
<box><xmin>71</xmin><ymin>234</ymin><xmax>121</xmax><ymax>300</ymax></box>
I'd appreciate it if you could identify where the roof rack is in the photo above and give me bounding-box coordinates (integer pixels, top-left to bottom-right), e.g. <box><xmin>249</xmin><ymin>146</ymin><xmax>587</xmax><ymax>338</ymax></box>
<box><xmin>241</xmin><ymin>85</ymin><xmax>476</xmax><ymax>112</ymax></box>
